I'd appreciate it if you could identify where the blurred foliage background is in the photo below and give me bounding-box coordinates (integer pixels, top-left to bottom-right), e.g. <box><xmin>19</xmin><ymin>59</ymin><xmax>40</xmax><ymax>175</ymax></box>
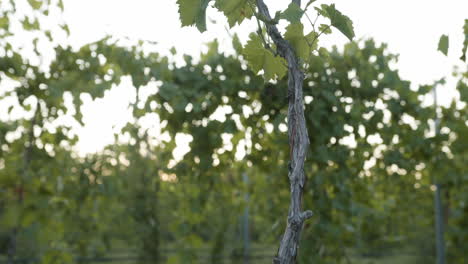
<box><xmin>0</xmin><ymin>0</ymin><xmax>467</xmax><ymax>263</ymax></box>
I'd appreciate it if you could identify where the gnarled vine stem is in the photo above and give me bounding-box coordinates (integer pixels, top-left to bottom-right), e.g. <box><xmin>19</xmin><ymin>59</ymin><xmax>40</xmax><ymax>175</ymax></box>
<box><xmin>255</xmin><ymin>0</ymin><xmax>313</xmax><ymax>263</ymax></box>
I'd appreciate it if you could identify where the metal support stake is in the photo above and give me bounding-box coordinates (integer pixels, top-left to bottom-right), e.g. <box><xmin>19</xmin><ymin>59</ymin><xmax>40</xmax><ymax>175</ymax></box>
<box><xmin>435</xmin><ymin>184</ymin><xmax>445</xmax><ymax>264</ymax></box>
<box><xmin>242</xmin><ymin>172</ymin><xmax>250</xmax><ymax>264</ymax></box>
<box><xmin>433</xmin><ymin>86</ymin><xmax>445</xmax><ymax>264</ymax></box>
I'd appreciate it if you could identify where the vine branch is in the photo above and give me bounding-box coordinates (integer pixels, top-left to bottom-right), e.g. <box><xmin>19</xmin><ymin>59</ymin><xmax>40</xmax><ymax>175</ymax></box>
<box><xmin>255</xmin><ymin>0</ymin><xmax>313</xmax><ymax>263</ymax></box>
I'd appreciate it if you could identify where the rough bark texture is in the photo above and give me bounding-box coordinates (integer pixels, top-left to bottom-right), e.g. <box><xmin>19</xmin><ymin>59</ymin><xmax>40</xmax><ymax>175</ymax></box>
<box><xmin>256</xmin><ymin>1</ymin><xmax>313</xmax><ymax>263</ymax></box>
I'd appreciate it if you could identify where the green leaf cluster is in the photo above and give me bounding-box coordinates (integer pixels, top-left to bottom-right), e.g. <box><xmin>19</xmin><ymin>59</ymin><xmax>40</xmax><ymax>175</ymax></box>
<box><xmin>284</xmin><ymin>23</ymin><xmax>317</xmax><ymax>61</ymax></box>
<box><xmin>438</xmin><ymin>34</ymin><xmax>449</xmax><ymax>56</ymax></box>
<box><xmin>215</xmin><ymin>0</ymin><xmax>253</xmax><ymax>27</ymax></box>
<box><xmin>316</xmin><ymin>4</ymin><xmax>355</xmax><ymax>41</ymax></box>
<box><xmin>280</xmin><ymin>3</ymin><xmax>304</xmax><ymax>23</ymax></box>
<box><xmin>461</xmin><ymin>19</ymin><xmax>468</xmax><ymax>61</ymax></box>
<box><xmin>176</xmin><ymin>0</ymin><xmax>211</xmax><ymax>32</ymax></box>
<box><xmin>243</xmin><ymin>33</ymin><xmax>287</xmax><ymax>80</ymax></box>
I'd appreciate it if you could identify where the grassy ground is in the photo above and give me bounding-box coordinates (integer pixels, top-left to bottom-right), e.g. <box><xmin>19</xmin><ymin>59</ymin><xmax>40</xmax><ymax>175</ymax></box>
<box><xmin>350</xmin><ymin>255</ymin><xmax>422</xmax><ymax>264</ymax></box>
<box><xmin>92</xmin><ymin>248</ymin><xmax>426</xmax><ymax>264</ymax></box>
<box><xmin>1</xmin><ymin>241</ymin><xmax>427</xmax><ymax>264</ymax></box>
<box><xmin>0</xmin><ymin>253</ymin><xmax>426</xmax><ymax>264</ymax></box>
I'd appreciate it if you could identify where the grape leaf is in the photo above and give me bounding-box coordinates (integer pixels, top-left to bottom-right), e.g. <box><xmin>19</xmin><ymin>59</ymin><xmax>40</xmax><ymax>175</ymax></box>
<box><xmin>318</xmin><ymin>24</ymin><xmax>332</xmax><ymax>34</ymax></box>
<box><xmin>457</xmin><ymin>80</ymin><xmax>468</xmax><ymax>102</ymax></box>
<box><xmin>58</xmin><ymin>0</ymin><xmax>64</xmax><ymax>11</ymax></box>
<box><xmin>284</xmin><ymin>23</ymin><xmax>317</xmax><ymax>61</ymax></box>
<box><xmin>22</xmin><ymin>17</ymin><xmax>40</xmax><ymax>31</ymax></box>
<box><xmin>305</xmin><ymin>0</ymin><xmax>317</xmax><ymax>9</ymax></box>
<box><xmin>61</xmin><ymin>24</ymin><xmax>70</xmax><ymax>35</ymax></box>
<box><xmin>280</xmin><ymin>3</ymin><xmax>304</xmax><ymax>23</ymax></box>
<box><xmin>215</xmin><ymin>0</ymin><xmax>253</xmax><ymax>27</ymax></box>
<box><xmin>27</xmin><ymin>0</ymin><xmax>42</xmax><ymax>10</ymax></box>
<box><xmin>196</xmin><ymin>0</ymin><xmax>212</xmax><ymax>32</ymax></box>
<box><xmin>438</xmin><ymin>34</ymin><xmax>449</xmax><ymax>56</ymax></box>
<box><xmin>177</xmin><ymin>0</ymin><xmax>198</xmax><ymax>27</ymax></box>
<box><xmin>461</xmin><ymin>19</ymin><xmax>468</xmax><ymax>61</ymax></box>
<box><xmin>243</xmin><ymin>33</ymin><xmax>287</xmax><ymax>80</ymax></box>
<box><xmin>177</xmin><ymin>0</ymin><xmax>211</xmax><ymax>32</ymax></box>
<box><xmin>0</xmin><ymin>16</ymin><xmax>9</xmax><ymax>30</ymax></box>
<box><xmin>317</xmin><ymin>4</ymin><xmax>354</xmax><ymax>41</ymax></box>
<box><xmin>232</xmin><ymin>33</ymin><xmax>243</xmax><ymax>54</ymax></box>
<box><xmin>201</xmin><ymin>39</ymin><xmax>219</xmax><ymax>61</ymax></box>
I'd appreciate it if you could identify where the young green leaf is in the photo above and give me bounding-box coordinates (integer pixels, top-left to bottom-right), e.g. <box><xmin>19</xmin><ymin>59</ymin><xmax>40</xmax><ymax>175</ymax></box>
<box><xmin>243</xmin><ymin>33</ymin><xmax>287</xmax><ymax>80</ymax></box>
<box><xmin>177</xmin><ymin>0</ymin><xmax>211</xmax><ymax>32</ymax></box>
<box><xmin>318</xmin><ymin>4</ymin><xmax>354</xmax><ymax>41</ymax></box>
<box><xmin>284</xmin><ymin>23</ymin><xmax>316</xmax><ymax>61</ymax></box>
<box><xmin>461</xmin><ymin>19</ymin><xmax>468</xmax><ymax>61</ymax></box>
<box><xmin>0</xmin><ymin>16</ymin><xmax>9</xmax><ymax>31</ymax></box>
<box><xmin>201</xmin><ymin>39</ymin><xmax>219</xmax><ymax>61</ymax></box>
<box><xmin>215</xmin><ymin>0</ymin><xmax>253</xmax><ymax>28</ymax></box>
<box><xmin>197</xmin><ymin>0</ymin><xmax>212</xmax><ymax>32</ymax></box>
<box><xmin>27</xmin><ymin>0</ymin><xmax>42</xmax><ymax>10</ymax></box>
<box><xmin>305</xmin><ymin>0</ymin><xmax>317</xmax><ymax>9</ymax></box>
<box><xmin>232</xmin><ymin>33</ymin><xmax>243</xmax><ymax>54</ymax></box>
<box><xmin>280</xmin><ymin>3</ymin><xmax>304</xmax><ymax>23</ymax></box>
<box><xmin>318</xmin><ymin>24</ymin><xmax>332</xmax><ymax>34</ymax></box>
<box><xmin>58</xmin><ymin>0</ymin><xmax>64</xmax><ymax>11</ymax></box>
<box><xmin>438</xmin><ymin>34</ymin><xmax>449</xmax><ymax>56</ymax></box>
<box><xmin>61</xmin><ymin>24</ymin><xmax>70</xmax><ymax>35</ymax></box>
<box><xmin>44</xmin><ymin>30</ymin><xmax>52</xmax><ymax>41</ymax></box>
<box><xmin>457</xmin><ymin>80</ymin><xmax>468</xmax><ymax>102</ymax></box>
<box><xmin>177</xmin><ymin>0</ymin><xmax>198</xmax><ymax>27</ymax></box>
<box><xmin>22</xmin><ymin>17</ymin><xmax>40</xmax><ymax>31</ymax></box>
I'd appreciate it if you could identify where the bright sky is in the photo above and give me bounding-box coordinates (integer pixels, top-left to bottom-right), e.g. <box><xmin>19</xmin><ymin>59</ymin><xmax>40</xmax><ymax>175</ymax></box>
<box><xmin>58</xmin><ymin>0</ymin><xmax>467</xmax><ymax>155</ymax></box>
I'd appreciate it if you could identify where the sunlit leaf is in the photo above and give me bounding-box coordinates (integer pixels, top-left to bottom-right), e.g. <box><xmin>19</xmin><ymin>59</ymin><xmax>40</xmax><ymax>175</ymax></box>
<box><xmin>22</xmin><ymin>17</ymin><xmax>40</xmax><ymax>31</ymax></box>
<box><xmin>280</xmin><ymin>2</ymin><xmax>304</xmax><ymax>23</ymax></box>
<box><xmin>201</xmin><ymin>39</ymin><xmax>219</xmax><ymax>61</ymax></box>
<box><xmin>243</xmin><ymin>33</ymin><xmax>287</xmax><ymax>80</ymax></box>
<box><xmin>284</xmin><ymin>23</ymin><xmax>316</xmax><ymax>61</ymax></box>
<box><xmin>0</xmin><ymin>16</ymin><xmax>9</xmax><ymax>30</ymax></box>
<box><xmin>457</xmin><ymin>80</ymin><xmax>468</xmax><ymax>102</ymax></box>
<box><xmin>27</xmin><ymin>0</ymin><xmax>42</xmax><ymax>9</ymax></box>
<box><xmin>318</xmin><ymin>24</ymin><xmax>332</xmax><ymax>34</ymax></box>
<box><xmin>305</xmin><ymin>0</ymin><xmax>317</xmax><ymax>9</ymax></box>
<box><xmin>60</xmin><ymin>24</ymin><xmax>70</xmax><ymax>35</ymax></box>
<box><xmin>232</xmin><ymin>33</ymin><xmax>243</xmax><ymax>54</ymax></box>
<box><xmin>58</xmin><ymin>0</ymin><xmax>64</xmax><ymax>11</ymax></box>
<box><xmin>176</xmin><ymin>0</ymin><xmax>211</xmax><ymax>32</ymax></box>
<box><xmin>317</xmin><ymin>4</ymin><xmax>354</xmax><ymax>41</ymax></box>
<box><xmin>215</xmin><ymin>0</ymin><xmax>253</xmax><ymax>27</ymax></box>
<box><xmin>461</xmin><ymin>19</ymin><xmax>468</xmax><ymax>61</ymax></box>
<box><xmin>438</xmin><ymin>34</ymin><xmax>449</xmax><ymax>56</ymax></box>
